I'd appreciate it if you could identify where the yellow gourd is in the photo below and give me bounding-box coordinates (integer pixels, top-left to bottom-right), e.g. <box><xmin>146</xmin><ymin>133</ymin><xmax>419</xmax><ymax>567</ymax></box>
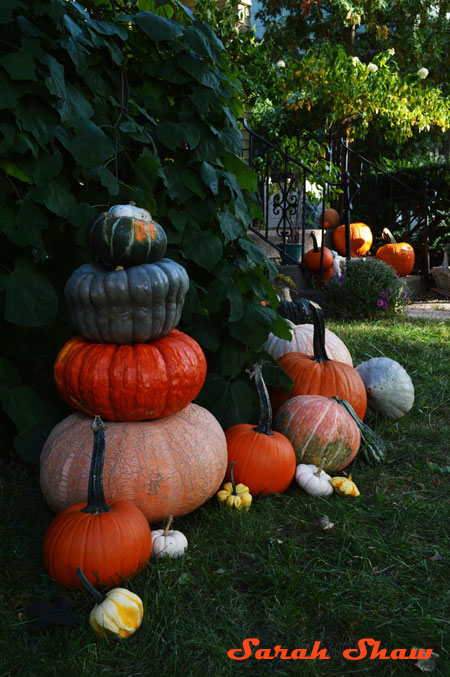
<box><xmin>77</xmin><ymin>568</ymin><xmax>144</xmax><ymax>639</ymax></box>
<box><xmin>216</xmin><ymin>462</ymin><xmax>252</xmax><ymax>510</ymax></box>
<box><xmin>330</xmin><ymin>474</ymin><xmax>360</xmax><ymax>497</ymax></box>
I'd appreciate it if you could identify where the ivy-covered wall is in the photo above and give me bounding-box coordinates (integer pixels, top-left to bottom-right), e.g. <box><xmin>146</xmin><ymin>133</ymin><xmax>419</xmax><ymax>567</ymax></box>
<box><xmin>0</xmin><ymin>0</ymin><xmax>291</xmax><ymax>462</ymax></box>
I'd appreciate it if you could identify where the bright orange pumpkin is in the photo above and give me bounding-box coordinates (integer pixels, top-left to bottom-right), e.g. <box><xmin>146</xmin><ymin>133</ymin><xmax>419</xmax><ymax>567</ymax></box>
<box><xmin>40</xmin><ymin>404</ymin><xmax>227</xmax><ymax>523</ymax></box>
<box><xmin>376</xmin><ymin>228</ymin><xmax>415</xmax><ymax>276</ymax></box>
<box><xmin>304</xmin><ymin>232</ymin><xmax>334</xmax><ymax>273</ymax></box>
<box><xmin>224</xmin><ymin>363</ymin><xmax>296</xmax><ymax>496</ymax></box>
<box><xmin>333</xmin><ymin>222</ymin><xmax>373</xmax><ymax>256</ymax></box>
<box><xmin>270</xmin><ymin>303</ymin><xmax>367</xmax><ymax>420</ymax></box>
<box><xmin>274</xmin><ymin>395</ymin><xmax>361</xmax><ymax>471</ymax></box>
<box><xmin>42</xmin><ymin>416</ymin><xmax>152</xmax><ymax>589</ymax></box>
<box><xmin>53</xmin><ymin>328</ymin><xmax>206</xmax><ymax>421</ymax></box>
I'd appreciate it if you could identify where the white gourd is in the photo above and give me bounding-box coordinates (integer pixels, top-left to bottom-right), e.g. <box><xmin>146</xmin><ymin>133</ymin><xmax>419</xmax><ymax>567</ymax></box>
<box><xmin>264</xmin><ymin>322</ymin><xmax>353</xmax><ymax>366</ymax></box>
<box><xmin>152</xmin><ymin>516</ymin><xmax>188</xmax><ymax>558</ymax></box>
<box><xmin>355</xmin><ymin>357</ymin><xmax>414</xmax><ymax>419</ymax></box>
<box><xmin>295</xmin><ymin>462</ymin><xmax>334</xmax><ymax>497</ymax></box>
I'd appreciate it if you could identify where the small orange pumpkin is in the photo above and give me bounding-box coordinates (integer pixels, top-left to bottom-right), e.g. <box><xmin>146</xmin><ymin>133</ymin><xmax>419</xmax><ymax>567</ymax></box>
<box><xmin>333</xmin><ymin>222</ymin><xmax>373</xmax><ymax>257</ymax></box>
<box><xmin>224</xmin><ymin>363</ymin><xmax>296</xmax><ymax>496</ymax></box>
<box><xmin>42</xmin><ymin>416</ymin><xmax>152</xmax><ymax>589</ymax></box>
<box><xmin>376</xmin><ymin>228</ymin><xmax>415</xmax><ymax>276</ymax></box>
<box><xmin>304</xmin><ymin>232</ymin><xmax>334</xmax><ymax>273</ymax></box>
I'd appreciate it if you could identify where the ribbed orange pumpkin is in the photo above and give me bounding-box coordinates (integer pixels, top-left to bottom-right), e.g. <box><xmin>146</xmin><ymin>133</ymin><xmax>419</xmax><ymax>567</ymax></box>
<box><xmin>376</xmin><ymin>228</ymin><xmax>415</xmax><ymax>276</ymax></box>
<box><xmin>224</xmin><ymin>363</ymin><xmax>296</xmax><ymax>496</ymax></box>
<box><xmin>270</xmin><ymin>303</ymin><xmax>367</xmax><ymax>419</ymax></box>
<box><xmin>304</xmin><ymin>232</ymin><xmax>334</xmax><ymax>273</ymax></box>
<box><xmin>54</xmin><ymin>328</ymin><xmax>206</xmax><ymax>421</ymax></box>
<box><xmin>40</xmin><ymin>404</ymin><xmax>227</xmax><ymax>523</ymax></box>
<box><xmin>333</xmin><ymin>222</ymin><xmax>373</xmax><ymax>256</ymax></box>
<box><xmin>42</xmin><ymin>417</ymin><xmax>152</xmax><ymax>589</ymax></box>
<box><xmin>274</xmin><ymin>395</ymin><xmax>361</xmax><ymax>471</ymax></box>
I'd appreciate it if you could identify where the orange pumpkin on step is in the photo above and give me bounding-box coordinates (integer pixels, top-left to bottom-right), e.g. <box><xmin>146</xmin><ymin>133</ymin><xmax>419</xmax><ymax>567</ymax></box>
<box><xmin>270</xmin><ymin>302</ymin><xmax>367</xmax><ymax>420</ymax></box>
<box><xmin>376</xmin><ymin>228</ymin><xmax>415</xmax><ymax>276</ymax></box>
<box><xmin>319</xmin><ymin>208</ymin><xmax>340</xmax><ymax>229</ymax></box>
<box><xmin>333</xmin><ymin>222</ymin><xmax>373</xmax><ymax>257</ymax></box>
<box><xmin>40</xmin><ymin>404</ymin><xmax>228</xmax><ymax>522</ymax></box>
<box><xmin>304</xmin><ymin>232</ymin><xmax>334</xmax><ymax>273</ymax></box>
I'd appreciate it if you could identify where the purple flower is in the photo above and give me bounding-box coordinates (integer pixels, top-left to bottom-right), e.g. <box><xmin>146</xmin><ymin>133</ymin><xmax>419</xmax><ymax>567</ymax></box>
<box><xmin>382</xmin><ymin>301</ymin><xmax>388</xmax><ymax>309</ymax></box>
<box><xmin>402</xmin><ymin>291</ymin><xmax>407</xmax><ymax>298</ymax></box>
<box><xmin>380</xmin><ymin>291</ymin><xmax>386</xmax><ymax>297</ymax></box>
<box><xmin>387</xmin><ymin>287</ymin><xmax>392</xmax><ymax>293</ymax></box>
<box><xmin>338</xmin><ymin>274</ymin><xmax>345</xmax><ymax>281</ymax></box>
<box><xmin>394</xmin><ymin>274</ymin><xmax>399</xmax><ymax>279</ymax></box>
<box><xmin>377</xmin><ymin>299</ymin><xmax>384</xmax><ymax>307</ymax></box>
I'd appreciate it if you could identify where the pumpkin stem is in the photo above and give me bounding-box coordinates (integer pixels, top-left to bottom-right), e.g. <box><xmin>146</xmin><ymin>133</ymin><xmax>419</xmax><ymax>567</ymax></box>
<box><xmin>76</xmin><ymin>567</ymin><xmax>106</xmax><ymax>604</ymax></box>
<box><xmin>310</xmin><ymin>231</ymin><xmax>320</xmax><ymax>253</ymax></box>
<box><xmin>81</xmin><ymin>415</ymin><xmax>111</xmax><ymax>515</ymax></box>
<box><xmin>163</xmin><ymin>515</ymin><xmax>174</xmax><ymax>537</ymax></box>
<box><xmin>114</xmin><ymin>265</ymin><xmax>125</xmax><ymax>271</ymax></box>
<box><xmin>249</xmin><ymin>362</ymin><xmax>273</xmax><ymax>436</ymax></box>
<box><xmin>229</xmin><ymin>461</ymin><xmax>238</xmax><ymax>496</ymax></box>
<box><xmin>314</xmin><ymin>458</ymin><xmax>328</xmax><ymax>477</ymax></box>
<box><xmin>381</xmin><ymin>228</ymin><xmax>397</xmax><ymax>244</ymax></box>
<box><xmin>333</xmin><ymin>396</ymin><xmax>386</xmax><ymax>464</ymax></box>
<box><xmin>310</xmin><ymin>301</ymin><xmax>330</xmax><ymax>363</ymax></box>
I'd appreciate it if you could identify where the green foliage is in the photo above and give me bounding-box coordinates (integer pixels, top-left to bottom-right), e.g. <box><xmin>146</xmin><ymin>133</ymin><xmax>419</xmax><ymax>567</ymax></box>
<box><xmin>319</xmin><ymin>258</ymin><xmax>408</xmax><ymax>320</ymax></box>
<box><xmin>0</xmin><ymin>0</ymin><xmax>292</xmax><ymax>460</ymax></box>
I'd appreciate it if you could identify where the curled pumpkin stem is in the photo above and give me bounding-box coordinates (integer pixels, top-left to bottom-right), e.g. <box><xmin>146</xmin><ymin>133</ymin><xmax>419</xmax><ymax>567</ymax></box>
<box><xmin>76</xmin><ymin>567</ymin><xmax>106</xmax><ymax>604</ymax></box>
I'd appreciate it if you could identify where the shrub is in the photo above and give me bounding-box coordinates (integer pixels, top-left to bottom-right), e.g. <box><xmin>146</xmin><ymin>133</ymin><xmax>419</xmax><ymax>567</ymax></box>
<box><xmin>319</xmin><ymin>258</ymin><xmax>408</xmax><ymax>320</ymax></box>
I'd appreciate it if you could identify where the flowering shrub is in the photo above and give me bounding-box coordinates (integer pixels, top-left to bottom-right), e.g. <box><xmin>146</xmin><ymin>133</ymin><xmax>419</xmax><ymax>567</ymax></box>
<box><xmin>319</xmin><ymin>258</ymin><xmax>408</xmax><ymax>320</ymax></box>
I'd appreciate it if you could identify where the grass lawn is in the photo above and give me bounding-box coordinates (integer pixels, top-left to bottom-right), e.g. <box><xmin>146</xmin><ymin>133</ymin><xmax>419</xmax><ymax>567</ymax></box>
<box><xmin>0</xmin><ymin>317</ymin><xmax>449</xmax><ymax>676</ymax></box>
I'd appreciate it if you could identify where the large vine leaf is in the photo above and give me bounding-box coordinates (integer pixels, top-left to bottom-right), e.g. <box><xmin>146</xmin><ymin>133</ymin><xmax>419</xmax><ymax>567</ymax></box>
<box><xmin>195</xmin><ymin>374</ymin><xmax>254</xmax><ymax>430</ymax></box>
<box><xmin>3</xmin><ymin>258</ymin><xmax>58</xmax><ymax>327</ymax></box>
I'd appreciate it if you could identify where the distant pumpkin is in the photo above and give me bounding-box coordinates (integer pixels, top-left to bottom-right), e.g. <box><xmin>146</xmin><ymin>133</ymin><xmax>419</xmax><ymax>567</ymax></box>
<box><xmin>333</xmin><ymin>222</ymin><xmax>373</xmax><ymax>257</ymax></box>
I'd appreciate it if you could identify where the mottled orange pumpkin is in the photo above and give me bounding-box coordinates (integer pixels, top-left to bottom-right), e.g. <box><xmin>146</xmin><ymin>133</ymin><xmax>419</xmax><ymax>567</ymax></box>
<box><xmin>333</xmin><ymin>222</ymin><xmax>373</xmax><ymax>257</ymax></box>
<box><xmin>269</xmin><ymin>303</ymin><xmax>367</xmax><ymax>420</ymax></box>
<box><xmin>54</xmin><ymin>329</ymin><xmax>206</xmax><ymax>421</ymax></box>
<box><xmin>40</xmin><ymin>404</ymin><xmax>228</xmax><ymax>522</ymax></box>
<box><xmin>274</xmin><ymin>395</ymin><xmax>361</xmax><ymax>472</ymax></box>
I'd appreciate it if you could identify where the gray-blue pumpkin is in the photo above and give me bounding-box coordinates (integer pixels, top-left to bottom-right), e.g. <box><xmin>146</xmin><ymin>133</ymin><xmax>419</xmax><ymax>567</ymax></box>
<box><xmin>65</xmin><ymin>259</ymin><xmax>189</xmax><ymax>344</ymax></box>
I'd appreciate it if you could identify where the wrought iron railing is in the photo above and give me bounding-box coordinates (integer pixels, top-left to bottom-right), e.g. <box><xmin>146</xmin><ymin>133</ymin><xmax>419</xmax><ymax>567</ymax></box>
<box><xmin>243</xmin><ymin>118</ymin><xmax>353</xmax><ymax>278</ymax></box>
<box><xmin>244</xmin><ymin>118</ymin><xmax>436</xmax><ymax>286</ymax></box>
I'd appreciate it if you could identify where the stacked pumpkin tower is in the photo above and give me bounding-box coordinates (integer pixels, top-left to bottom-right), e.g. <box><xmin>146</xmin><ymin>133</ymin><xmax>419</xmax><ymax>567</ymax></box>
<box><xmin>40</xmin><ymin>203</ymin><xmax>228</xmax><ymax>523</ymax></box>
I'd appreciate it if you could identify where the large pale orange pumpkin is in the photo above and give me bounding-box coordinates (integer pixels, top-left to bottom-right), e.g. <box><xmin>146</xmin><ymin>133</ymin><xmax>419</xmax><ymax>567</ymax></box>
<box><xmin>333</xmin><ymin>222</ymin><xmax>373</xmax><ymax>256</ymax></box>
<box><xmin>274</xmin><ymin>395</ymin><xmax>361</xmax><ymax>471</ymax></box>
<box><xmin>40</xmin><ymin>404</ymin><xmax>227</xmax><ymax>522</ymax></box>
